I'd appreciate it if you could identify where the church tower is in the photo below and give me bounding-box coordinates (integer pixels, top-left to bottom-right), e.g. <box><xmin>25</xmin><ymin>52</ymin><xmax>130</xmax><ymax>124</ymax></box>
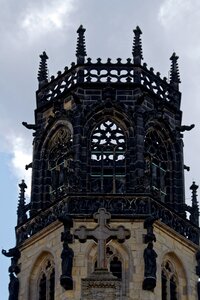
<box><xmin>3</xmin><ymin>26</ymin><xmax>200</xmax><ymax>300</ymax></box>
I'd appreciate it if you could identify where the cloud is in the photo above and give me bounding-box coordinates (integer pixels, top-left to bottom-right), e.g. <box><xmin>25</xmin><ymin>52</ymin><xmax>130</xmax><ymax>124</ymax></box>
<box><xmin>158</xmin><ymin>0</ymin><xmax>200</xmax><ymax>59</ymax></box>
<box><xmin>6</xmin><ymin>135</ymin><xmax>32</xmax><ymax>197</ymax></box>
<box><xmin>20</xmin><ymin>0</ymin><xmax>77</xmax><ymax>41</ymax></box>
<box><xmin>158</xmin><ymin>0</ymin><xmax>193</xmax><ymax>27</ymax></box>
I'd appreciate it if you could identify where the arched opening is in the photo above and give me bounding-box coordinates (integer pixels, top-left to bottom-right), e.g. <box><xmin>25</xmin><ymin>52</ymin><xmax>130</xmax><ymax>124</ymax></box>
<box><xmin>29</xmin><ymin>253</ymin><xmax>55</xmax><ymax>300</ymax></box>
<box><xmin>110</xmin><ymin>256</ymin><xmax>122</xmax><ymax>279</ymax></box>
<box><xmin>162</xmin><ymin>261</ymin><xmax>178</xmax><ymax>300</ymax></box>
<box><xmin>39</xmin><ymin>273</ymin><xmax>46</xmax><ymax>300</ymax></box>
<box><xmin>144</xmin><ymin>129</ymin><xmax>172</xmax><ymax>203</ymax></box>
<box><xmin>87</xmin><ymin>241</ymin><xmax>130</xmax><ymax>297</ymax></box>
<box><xmin>90</xmin><ymin>119</ymin><xmax>127</xmax><ymax>193</ymax></box>
<box><xmin>161</xmin><ymin>253</ymin><xmax>188</xmax><ymax>300</ymax></box>
<box><xmin>47</xmin><ymin>126</ymin><xmax>73</xmax><ymax>200</ymax></box>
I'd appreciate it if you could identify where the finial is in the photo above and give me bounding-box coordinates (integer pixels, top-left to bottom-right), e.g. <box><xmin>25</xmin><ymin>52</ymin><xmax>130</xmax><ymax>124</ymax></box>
<box><xmin>169</xmin><ymin>52</ymin><xmax>181</xmax><ymax>90</ymax></box>
<box><xmin>76</xmin><ymin>25</ymin><xmax>87</xmax><ymax>64</ymax></box>
<box><xmin>190</xmin><ymin>181</ymin><xmax>199</xmax><ymax>226</ymax></box>
<box><xmin>17</xmin><ymin>180</ymin><xmax>27</xmax><ymax>225</ymax></box>
<box><xmin>37</xmin><ymin>51</ymin><xmax>49</xmax><ymax>88</ymax></box>
<box><xmin>132</xmin><ymin>26</ymin><xmax>143</xmax><ymax>65</ymax></box>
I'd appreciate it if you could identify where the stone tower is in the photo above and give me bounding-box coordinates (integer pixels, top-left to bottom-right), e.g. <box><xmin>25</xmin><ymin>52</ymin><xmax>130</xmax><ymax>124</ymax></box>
<box><xmin>3</xmin><ymin>26</ymin><xmax>200</xmax><ymax>300</ymax></box>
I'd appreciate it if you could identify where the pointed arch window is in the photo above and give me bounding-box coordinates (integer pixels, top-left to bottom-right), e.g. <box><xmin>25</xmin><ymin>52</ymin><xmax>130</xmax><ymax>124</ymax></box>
<box><xmin>48</xmin><ymin>127</ymin><xmax>73</xmax><ymax>199</ymax></box>
<box><xmin>144</xmin><ymin>130</ymin><xmax>170</xmax><ymax>202</ymax></box>
<box><xmin>38</xmin><ymin>260</ymin><xmax>55</xmax><ymax>300</ymax></box>
<box><xmin>110</xmin><ymin>256</ymin><xmax>122</xmax><ymax>279</ymax></box>
<box><xmin>162</xmin><ymin>261</ymin><xmax>178</xmax><ymax>300</ymax></box>
<box><xmin>94</xmin><ymin>247</ymin><xmax>123</xmax><ymax>280</ymax></box>
<box><xmin>90</xmin><ymin>119</ymin><xmax>126</xmax><ymax>193</ymax></box>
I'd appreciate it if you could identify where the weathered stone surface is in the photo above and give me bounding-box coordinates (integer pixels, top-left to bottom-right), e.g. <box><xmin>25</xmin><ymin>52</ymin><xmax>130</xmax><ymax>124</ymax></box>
<box><xmin>81</xmin><ymin>269</ymin><xmax>122</xmax><ymax>300</ymax></box>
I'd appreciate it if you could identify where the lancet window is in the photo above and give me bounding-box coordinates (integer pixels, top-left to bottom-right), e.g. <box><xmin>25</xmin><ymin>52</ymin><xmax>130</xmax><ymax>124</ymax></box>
<box><xmin>38</xmin><ymin>259</ymin><xmax>55</xmax><ymax>300</ymax></box>
<box><xmin>94</xmin><ymin>246</ymin><xmax>123</xmax><ymax>280</ymax></box>
<box><xmin>162</xmin><ymin>261</ymin><xmax>178</xmax><ymax>300</ymax></box>
<box><xmin>48</xmin><ymin>127</ymin><xmax>73</xmax><ymax>198</ymax></box>
<box><xmin>90</xmin><ymin>119</ymin><xmax>126</xmax><ymax>193</ymax></box>
<box><xmin>110</xmin><ymin>256</ymin><xmax>122</xmax><ymax>279</ymax></box>
<box><xmin>144</xmin><ymin>130</ymin><xmax>170</xmax><ymax>202</ymax></box>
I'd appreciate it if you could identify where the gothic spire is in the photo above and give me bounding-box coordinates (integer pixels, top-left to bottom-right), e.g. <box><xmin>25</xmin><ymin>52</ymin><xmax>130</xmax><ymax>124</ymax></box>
<box><xmin>190</xmin><ymin>181</ymin><xmax>199</xmax><ymax>226</ymax></box>
<box><xmin>17</xmin><ymin>180</ymin><xmax>27</xmax><ymax>225</ymax></box>
<box><xmin>169</xmin><ymin>52</ymin><xmax>181</xmax><ymax>90</ymax></box>
<box><xmin>76</xmin><ymin>25</ymin><xmax>87</xmax><ymax>64</ymax></box>
<box><xmin>132</xmin><ymin>26</ymin><xmax>143</xmax><ymax>65</ymax></box>
<box><xmin>37</xmin><ymin>51</ymin><xmax>49</xmax><ymax>88</ymax></box>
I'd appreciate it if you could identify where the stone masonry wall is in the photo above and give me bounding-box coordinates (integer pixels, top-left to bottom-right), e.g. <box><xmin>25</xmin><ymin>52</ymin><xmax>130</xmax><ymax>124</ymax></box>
<box><xmin>18</xmin><ymin>218</ymin><xmax>198</xmax><ymax>300</ymax></box>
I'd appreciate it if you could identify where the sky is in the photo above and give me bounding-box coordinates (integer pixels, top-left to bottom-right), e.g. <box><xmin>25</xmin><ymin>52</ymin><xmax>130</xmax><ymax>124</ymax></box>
<box><xmin>1</xmin><ymin>0</ymin><xmax>200</xmax><ymax>298</ymax></box>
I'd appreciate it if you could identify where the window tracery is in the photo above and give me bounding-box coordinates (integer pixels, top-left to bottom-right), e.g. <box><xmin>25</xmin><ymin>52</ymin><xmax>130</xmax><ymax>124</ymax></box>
<box><xmin>48</xmin><ymin>127</ymin><xmax>73</xmax><ymax>198</ymax></box>
<box><xmin>94</xmin><ymin>246</ymin><xmax>123</xmax><ymax>280</ymax></box>
<box><xmin>38</xmin><ymin>259</ymin><xmax>55</xmax><ymax>300</ymax></box>
<box><xmin>110</xmin><ymin>256</ymin><xmax>122</xmax><ymax>279</ymax></box>
<box><xmin>90</xmin><ymin>119</ymin><xmax>126</xmax><ymax>193</ymax></box>
<box><xmin>144</xmin><ymin>130</ymin><xmax>170</xmax><ymax>202</ymax></box>
<box><xmin>162</xmin><ymin>261</ymin><xmax>178</xmax><ymax>300</ymax></box>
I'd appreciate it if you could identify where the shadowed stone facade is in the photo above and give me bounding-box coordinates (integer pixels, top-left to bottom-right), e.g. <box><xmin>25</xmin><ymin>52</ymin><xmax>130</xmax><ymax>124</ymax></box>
<box><xmin>2</xmin><ymin>26</ymin><xmax>200</xmax><ymax>300</ymax></box>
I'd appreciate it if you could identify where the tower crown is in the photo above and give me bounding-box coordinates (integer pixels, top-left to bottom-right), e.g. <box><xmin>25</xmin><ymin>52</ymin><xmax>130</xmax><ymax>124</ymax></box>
<box><xmin>36</xmin><ymin>34</ymin><xmax>181</xmax><ymax>109</ymax></box>
<box><xmin>16</xmin><ymin>26</ymin><xmax>199</xmax><ymax>249</ymax></box>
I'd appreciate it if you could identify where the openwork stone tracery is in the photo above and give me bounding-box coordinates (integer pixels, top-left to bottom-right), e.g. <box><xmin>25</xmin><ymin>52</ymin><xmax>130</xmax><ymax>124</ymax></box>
<box><xmin>90</xmin><ymin>119</ymin><xmax>126</xmax><ymax>193</ymax></box>
<box><xmin>144</xmin><ymin>129</ymin><xmax>171</xmax><ymax>203</ymax></box>
<box><xmin>161</xmin><ymin>261</ymin><xmax>178</xmax><ymax>300</ymax></box>
<box><xmin>48</xmin><ymin>126</ymin><xmax>74</xmax><ymax>199</ymax></box>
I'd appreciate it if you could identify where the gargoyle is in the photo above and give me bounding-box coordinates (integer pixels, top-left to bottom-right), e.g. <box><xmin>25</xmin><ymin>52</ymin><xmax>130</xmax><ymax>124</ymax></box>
<box><xmin>178</xmin><ymin>124</ymin><xmax>195</xmax><ymax>132</ymax></box>
<box><xmin>22</xmin><ymin>122</ymin><xmax>38</xmax><ymax>130</ymax></box>
<box><xmin>2</xmin><ymin>247</ymin><xmax>21</xmax><ymax>274</ymax></box>
<box><xmin>25</xmin><ymin>162</ymin><xmax>32</xmax><ymax>170</ymax></box>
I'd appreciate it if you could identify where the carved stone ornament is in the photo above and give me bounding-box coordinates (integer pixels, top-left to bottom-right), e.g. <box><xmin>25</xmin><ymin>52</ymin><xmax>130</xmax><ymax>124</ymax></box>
<box><xmin>2</xmin><ymin>247</ymin><xmax>21</xmax><ymax>274</ymax></box>
<box><xmin>59</xmin><ymin>215</ymin><xmax>74</xmax><ymax>290</ymax></box>
<box><xmin>143</xmin><ymin>242</ymin><xmax>157</xmax><ymax>291</ymax></box>
<box><xmin>48</xmin><ymin>127</ymin><xmax>72</xmax><ymax>162</ymax></box>
<box><xmin>81</xmin><ymin>269</ymin><xmax>122</xmax><ymax>300</ymax></box>
<box><xmin>8</xmin><ymin>273</ymin><xmax>19</xmax><ymax>300</ymax></box>
<box><xmin>74</xmin><ymin>208</ymin><xmax>130</xmax><ymax>270</ymax></box>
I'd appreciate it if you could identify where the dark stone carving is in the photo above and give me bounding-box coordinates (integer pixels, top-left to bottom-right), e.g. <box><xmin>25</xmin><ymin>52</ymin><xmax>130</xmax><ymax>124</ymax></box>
<box><xmin>16</xmin><ymin>195</ymin><xmax>200</xmax><ymax>246</ymax></box>
<box><xmin>196</xmin><ymin>250</ymin><xmax>200</xmax><ymax>277</ymax></box>
<box><xmin>47</xmin><ymin>126</ymin><xmax>79</xmax><ymax>200</ymax></box>
<box><xmin>22</xmin><ymin>122</ymin><xmax>38</xmax><ymax>130</ymax></box>
<box><xmin>76</xmin><ymin>25</ymin><xmax>87</xmax><ymax>64</ymax></box>
<box><xmin>8</xmin><ymin>273</ymin><xmax>19</xmax><ymax>300</ymax></box>
<box><xmin>190</xmin><ymin>182</ymin><xmax>199</xmax><ymax>226</ymax></box>
<box><xmin>59</xmin><ymin>215</ymin><xmax>74</xmax><ymax>290</ymax></box>
<box><xmin>2</xmin><ymin>246</ymin><xmax>20</xmax><ymax>300</ymax></box>
<box><xmin>25</xmin><ymin>162</ymin><xmax>32</xmax><ymax>170</ymax></box>
<box><xmin>37</xmin><ymin>51</ymin><xmax>49</xmax><ymax>88</ymax></box>
<box><xmin>60</xmin><ymin>242</ymin><xmax>74</xmax><ymax>290</ymax></box>
<box><xmin>17</xmin><ymin>180</ymin><xmax>28</xmax><ymax>225</ymax></box>
<box><xmin>178</xmin><ymin>124</ymin><xmax>195</xmax><ymax>132</ymax></box>
<box><xmin>196</xmin><ymin>250</ymin><xmax>200</xmax><ymax>300</ymax></box>
<box><xmin>2</xmin><ymin>247</ymin><xmax>21</xmax><ymax>274</ymax></box>
<box><xmin>132</xmin><ymin>26</ymin><xmax>143</xmax><ymax>66</ymax></box>
<box><xmin>169</xmin><ymin>52</ymin><xmax>181</xmax><ymax>90</ymax></box>
<box><xmin>143</xmin><ymin>242</ymin><xmax>157</xmax><ymax>291</ymax></box>
<box><xmin>144</xmin><ymin>216</ymin><xmax>158</xmax><ymax>243</ymax></box>
<box><xmin>184</xmin><ymin>165</ymin><xmax>190</xmax><ymax>172</ymax></box>
<box><xmin>36</xmin><ymin>48</ymin><xmax>181</xmax><ymax>106</ymax></box>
